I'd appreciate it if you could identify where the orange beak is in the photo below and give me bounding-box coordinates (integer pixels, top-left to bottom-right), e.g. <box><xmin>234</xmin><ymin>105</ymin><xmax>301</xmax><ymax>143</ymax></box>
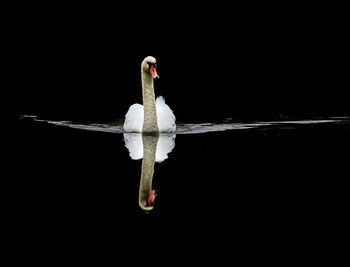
<box><xmin>150</xmin><ymin>65</ymin><xmax>159</xmax><ymax>79</ymax></box>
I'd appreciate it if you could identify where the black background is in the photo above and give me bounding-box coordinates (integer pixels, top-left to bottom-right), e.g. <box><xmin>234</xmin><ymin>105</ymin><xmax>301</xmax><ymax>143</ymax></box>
<box><xmin>1</xmin><ymin>3</ymin><xmax>348</xmax><ymax>257</ymax></box>
<box><xmin>2</xmin><ymin>3</ymin><xmax>348</xmax><ymax>122</ymax></box>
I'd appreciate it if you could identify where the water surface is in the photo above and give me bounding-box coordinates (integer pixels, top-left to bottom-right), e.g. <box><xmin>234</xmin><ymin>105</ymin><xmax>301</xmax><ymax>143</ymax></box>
<box><xmin>6</xmin><ymin>115</ymin><xmax>350</xmax><ymax>217</ymax></box>
<box><xmin>21</xmin><ymin>114</ymin><xmax>349</xmax><ymax>135</ymax></box>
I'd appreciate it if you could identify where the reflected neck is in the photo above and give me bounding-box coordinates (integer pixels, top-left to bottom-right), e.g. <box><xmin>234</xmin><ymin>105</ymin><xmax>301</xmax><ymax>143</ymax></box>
<box><xmin>142</xmin><ymin>72</ymin><xmax>159</xmax><ymax>133</ymax></box>
<box><xmin>139</xmin><ymin>135</ymin><xmax>159</xmax><ymax>210</ymax></box>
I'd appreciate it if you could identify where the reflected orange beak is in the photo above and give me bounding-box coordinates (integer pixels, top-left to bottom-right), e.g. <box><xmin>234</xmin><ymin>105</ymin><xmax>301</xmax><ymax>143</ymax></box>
<box><xmin>148</xmin><ymin>190</ymin><xmax>157</xmax><ymax>206</ymax></box>
<box><xmin>150</xmin><ymin>65</ymin><xmax>159</xmax><ymax>78</ymax></box>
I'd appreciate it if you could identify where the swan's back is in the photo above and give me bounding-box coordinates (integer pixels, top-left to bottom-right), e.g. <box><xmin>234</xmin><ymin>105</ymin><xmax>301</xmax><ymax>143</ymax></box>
<box><xmin>123</xmin><ymin>97</ymin><xmax>175</xmax><ymax>133</ymax></box>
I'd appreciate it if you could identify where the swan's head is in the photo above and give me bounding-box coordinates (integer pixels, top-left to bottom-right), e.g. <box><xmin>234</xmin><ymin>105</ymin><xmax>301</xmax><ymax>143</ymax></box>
<box><xmin>142</xmin><ymin>56</ymin><xmax>159</xmax><ymax>79</ymax></box>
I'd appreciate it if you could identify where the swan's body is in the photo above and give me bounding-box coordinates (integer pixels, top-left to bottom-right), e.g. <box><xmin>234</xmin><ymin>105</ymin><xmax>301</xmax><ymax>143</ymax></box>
<box><xmin>123</xmin><ymin>56</ymin><xmax>176</xmax><ymax>133</ymax></box>
<box><xmin>124</xmin><ymin>96</ymin><xmax>175</xmax><ymax>133</ymax></box>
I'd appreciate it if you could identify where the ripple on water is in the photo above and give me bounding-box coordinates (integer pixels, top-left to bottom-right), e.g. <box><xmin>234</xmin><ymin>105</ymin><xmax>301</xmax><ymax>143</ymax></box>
<box><xmin>20</xmin><ymin>115</ymin><xmax>350</xmax><ymax>135</ymax></box>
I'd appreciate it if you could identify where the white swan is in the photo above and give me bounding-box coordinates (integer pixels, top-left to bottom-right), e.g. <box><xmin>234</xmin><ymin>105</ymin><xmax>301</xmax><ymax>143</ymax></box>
<box><xmin>123</xmin><ymin>56</ymin><xmax>176</xmax><ymax>133</ymax></box>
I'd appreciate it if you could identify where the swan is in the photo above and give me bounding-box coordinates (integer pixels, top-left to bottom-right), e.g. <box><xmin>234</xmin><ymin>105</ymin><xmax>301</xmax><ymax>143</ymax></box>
<box><xmin>123</xmin><ymin>56</ymin><xmax>176</xmax><ymax>134</ymax></box>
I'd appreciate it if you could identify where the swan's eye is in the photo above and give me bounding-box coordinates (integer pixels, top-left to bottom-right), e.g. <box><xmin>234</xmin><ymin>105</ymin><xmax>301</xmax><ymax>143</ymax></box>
<box><xmin>147</xmin><ymin>62</ymin><xmax>157</xmax><ymax>69</ymax></box>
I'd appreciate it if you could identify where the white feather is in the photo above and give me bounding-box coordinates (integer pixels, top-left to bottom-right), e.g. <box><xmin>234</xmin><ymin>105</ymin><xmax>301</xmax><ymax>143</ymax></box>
<box><xmin>123</xmin><ymin>104</ymin><xmax>144</xmax><ymax>133</ymax></box>
<box><xmin>156</xmin><ymin>96</ymin><xmax>176</xmax><ymax>133</ymax></box>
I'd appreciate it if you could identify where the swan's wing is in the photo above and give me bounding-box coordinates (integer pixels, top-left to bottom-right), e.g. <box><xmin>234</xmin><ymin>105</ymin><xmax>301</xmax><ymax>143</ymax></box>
<box><xmin>156</xmin><ymin>96</ymin><xmax>176</xmax><ymax>133</ymax></box>
<box><xmin>123</xmin><ymin>104</ymin><xmax>144</xmax><ymax>133</ymax></box>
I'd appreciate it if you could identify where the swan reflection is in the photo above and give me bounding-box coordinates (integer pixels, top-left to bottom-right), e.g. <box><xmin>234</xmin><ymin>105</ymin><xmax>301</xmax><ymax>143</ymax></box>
<box><xmin>123</xmin><ymin>133</ymin><xmax>176</xmax><ymax>211</ymax></box>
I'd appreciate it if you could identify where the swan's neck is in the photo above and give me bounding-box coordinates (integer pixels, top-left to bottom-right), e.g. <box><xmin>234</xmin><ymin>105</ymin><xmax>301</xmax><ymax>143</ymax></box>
<box><xmin>142</xmin><ymin>72</ymin><xmax>159</xmax><ymax>133</ymax></box>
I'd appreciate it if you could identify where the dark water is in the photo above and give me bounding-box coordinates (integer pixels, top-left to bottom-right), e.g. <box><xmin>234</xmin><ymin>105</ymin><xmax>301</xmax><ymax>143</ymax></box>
<box><xmin>2</xmin><ymin>116</ymin><xmax>349</xmax><ymax>224</ymax></box>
